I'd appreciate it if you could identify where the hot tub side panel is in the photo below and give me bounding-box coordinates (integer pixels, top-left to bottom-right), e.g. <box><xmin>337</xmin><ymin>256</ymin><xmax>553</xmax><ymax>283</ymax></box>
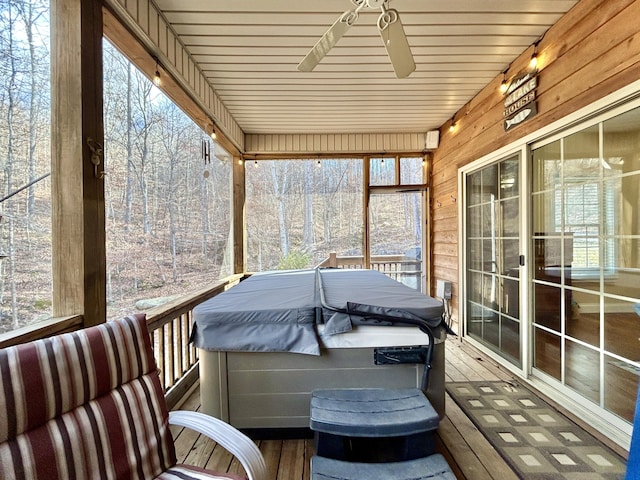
<box><xmin>199</xmin><ymin>343</ymin><xmax>445</xmax><ymax>429</ymax></box>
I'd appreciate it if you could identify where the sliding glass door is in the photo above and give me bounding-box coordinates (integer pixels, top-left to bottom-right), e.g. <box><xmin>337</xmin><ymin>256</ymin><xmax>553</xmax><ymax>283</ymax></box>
<box><xmin>531</xmin><ymin>106</ymin><xmax>640</xmax><ymax>424</ymax></box>
<box><xmin>465</xmin><ymin>154</ymin><xmax>522</xmax><ymax>367</ymax></box>
<box><xmin>462</xmin><ymin>102</ymin><xmax>640</xmax><ymax>444</ymax></box>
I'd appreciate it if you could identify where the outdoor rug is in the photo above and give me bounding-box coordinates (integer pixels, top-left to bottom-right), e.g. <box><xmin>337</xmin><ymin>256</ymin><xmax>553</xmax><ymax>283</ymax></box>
<box><xmin>446</xmin><ymin>381</ymin><xmax>627</xmax><ymax>480</ymax></box>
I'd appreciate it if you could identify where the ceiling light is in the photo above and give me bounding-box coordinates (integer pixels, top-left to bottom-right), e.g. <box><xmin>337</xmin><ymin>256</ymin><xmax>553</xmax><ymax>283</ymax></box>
<box><xmin>210</xmin><ymin>123</ymin><xmax>217</xmax><ymax>140</ymax></box>
<box><xmin>499</xmin><ymin>70</ymin><xmax>508</xmax><ymax>94</ymax></box>
<box><xmin>152</xmin><ymin>57</ymin><xmax>161</xmax><ymax>87</ymax></box>
<box><xmin>529</xmin><ymin>42</ymin><xmax>539</xmax><ymax>70</ymax></box>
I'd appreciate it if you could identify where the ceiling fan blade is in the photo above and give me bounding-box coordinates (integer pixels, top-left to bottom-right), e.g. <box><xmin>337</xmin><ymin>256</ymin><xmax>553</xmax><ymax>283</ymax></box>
<box><xmin>297</xmin><ymin>10</ymin><xmax>356</xmax><ymax>72</ymax></box>
<box><xmin>378</xmin><ymin>9</ymin><xmax>415</xmax><ymax>78</ymax></box>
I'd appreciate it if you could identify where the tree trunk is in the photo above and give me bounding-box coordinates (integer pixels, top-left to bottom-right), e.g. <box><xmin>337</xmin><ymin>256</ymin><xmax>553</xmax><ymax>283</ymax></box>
<box><xmin>413</xmin><ymin>193</ymin><xmax>422</xmax><ymax>240</ymax></box>
<box><xmin>140</xmin><ymin>131</ymin><xmax>151</xmax><ymax>235</ymax></box>
<box><xmin>302</xmin><ymin>162</ymin><xmax>314</xmax><ymax>252</ymax></box>
<box><xmin>200</xmin><ymin>170</ymin><xmax>209</xmax><ymax>260</ymax></box>
<box><xmin>4</xmin><ymin>5</ymin><xmax>18</xmax><ymax>327</ymax></box>
<box><xmin>22</xmin><ymin>1</ymin><xmax>38</xmax><ymax>219</ymax></box>
<box><xmin>273</xmin><ymin>163</ymin><xmax>289</xmax><ymax>257</ymax></box>
<box><xmin>322</xmin><ymin>166</ymin><xmax>331</xmax><ymax>245</ymax></box>
<box><xmin>168</xmin><ymin>151</ymin><xmax>177</xmax><ymax>282</ymax></box>
<box><xmin>136</xmin><ymin>81</ymin><xmax>154</xmax><ymax>236</ymax></box>
<box><xmin>124</xmin><ymin>63</ymin><xmax>133</xmax><ymax>231</ymax></box>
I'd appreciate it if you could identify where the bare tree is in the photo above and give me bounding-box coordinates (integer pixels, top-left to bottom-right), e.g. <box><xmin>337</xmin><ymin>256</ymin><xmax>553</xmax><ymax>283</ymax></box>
<box><xmin>124</xmin><ymin>63</ymin><xmax>134</xmax><ymax>231</ymax></box>
<box><xmin>302</xmin><ymin>161</ymin><xmax>314</xmax><ymax>252</ymax></box>
<box><xmin>158</xmin><ymin>99</ymin><xmax>192</xmax><ymax>282</ymax></box>
<box><xmin>15</xmin><ymin>0</ymin><xmax>47</xmax><ymax>219</ymax></box>
<box><xmin>2</xmin><ymin>2</ymin><xmax>19</xmax><ymax>326</ymax></box>
<box><xmin>271</xmin><ymin>162</ymin><xmax>290</xmax><ymax>257</ymax></box>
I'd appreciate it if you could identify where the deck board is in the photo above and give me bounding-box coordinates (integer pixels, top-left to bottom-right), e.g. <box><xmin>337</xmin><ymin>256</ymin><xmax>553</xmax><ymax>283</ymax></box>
<box><xmin>169</xmin><ymin>337</ymin><xmax>614</xmax><ymax>479</ymax></box>
<box><xmin>259</xmin><ymin>440</ymin><xmax>284</xmax><ymax>479</ymax></box>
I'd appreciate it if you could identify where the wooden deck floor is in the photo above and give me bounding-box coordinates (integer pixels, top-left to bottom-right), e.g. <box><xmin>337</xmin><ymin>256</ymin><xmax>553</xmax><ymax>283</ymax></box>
<box><xmin>170</xmin><ymin>337</ymin><xmax>626</xmax><ymax>479</ymax></box>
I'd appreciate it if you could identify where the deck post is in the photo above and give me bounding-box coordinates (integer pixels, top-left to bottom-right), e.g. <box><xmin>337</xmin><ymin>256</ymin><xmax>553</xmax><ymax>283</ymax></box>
<box><xmin>51</xmin><ymin>0</ymin><xmax>106</xmax><ymax>326</ymax></box>
<box><xmin>233</xmin><ymin>156</ymin><xmax>246</xmax><ymax>274</ymax></box>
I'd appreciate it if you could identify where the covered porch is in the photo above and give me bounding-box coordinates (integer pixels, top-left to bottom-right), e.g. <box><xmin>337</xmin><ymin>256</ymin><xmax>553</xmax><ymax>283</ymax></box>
<box><xmin>0</xmin><ymin>0</ymin><xmax>639</xmax><ymax>476</ymax></box>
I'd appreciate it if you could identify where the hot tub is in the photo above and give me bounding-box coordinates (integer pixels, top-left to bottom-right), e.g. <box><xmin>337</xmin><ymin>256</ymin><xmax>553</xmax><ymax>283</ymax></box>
<box><xmin>192</xmin><ymin>269</ymin><xmax>448</xmax><ymax>429</ymax></box>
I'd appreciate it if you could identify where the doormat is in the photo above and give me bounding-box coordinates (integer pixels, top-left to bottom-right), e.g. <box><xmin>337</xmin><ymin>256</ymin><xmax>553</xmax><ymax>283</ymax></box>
<box><xmin>446</xmin><ymin>381</ymin><xmax>627</xmax><ymax>479</ymax></box>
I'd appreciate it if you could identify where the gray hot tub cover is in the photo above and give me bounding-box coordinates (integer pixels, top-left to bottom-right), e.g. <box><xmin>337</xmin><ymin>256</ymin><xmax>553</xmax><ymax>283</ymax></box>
<box><xmin>191</xmin><ymin>268</ymin><xmax>446</xmax><ymax>355</ymax></box>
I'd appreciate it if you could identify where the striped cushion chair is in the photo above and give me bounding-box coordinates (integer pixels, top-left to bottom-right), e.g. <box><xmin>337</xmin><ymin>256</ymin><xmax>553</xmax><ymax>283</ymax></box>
<box><xmin>0</xmin><ymin>314</ymin><xmax>267</xmax><ymax>480</ymax></box>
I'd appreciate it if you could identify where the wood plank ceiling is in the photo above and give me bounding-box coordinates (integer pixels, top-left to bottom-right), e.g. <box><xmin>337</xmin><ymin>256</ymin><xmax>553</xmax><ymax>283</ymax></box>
<box><xmin>153</xmin><ymin>0</ymin><xmax>579</xmax><ymax>135</ymax></box>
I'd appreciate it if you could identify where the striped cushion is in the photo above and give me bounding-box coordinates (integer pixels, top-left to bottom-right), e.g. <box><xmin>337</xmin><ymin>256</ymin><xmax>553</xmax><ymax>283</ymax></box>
<box><xmin>0</xmin><ymin>314</ymin><xmax>177</xmax><ymax>479</ymax></box>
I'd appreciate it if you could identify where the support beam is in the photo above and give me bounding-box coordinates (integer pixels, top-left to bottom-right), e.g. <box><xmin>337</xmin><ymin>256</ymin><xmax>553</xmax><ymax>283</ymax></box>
<box><xmin>363</xmin><ymin>156</ymin><xmax>371</xmax><ymax>269</ymax></box>
<box><xmin>51</xmin><ymin>0</ymin><xmax>106</xmax><ymax>326</ymax></box>
<box><xmin>232</xmin><ymin>157</ymin><xmax>246</xmax><ymax>274</ymax></box>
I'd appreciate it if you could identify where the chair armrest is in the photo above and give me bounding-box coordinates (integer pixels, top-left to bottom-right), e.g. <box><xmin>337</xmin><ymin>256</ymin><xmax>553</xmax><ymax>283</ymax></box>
<box><xmin>169</xmin><ymin>410</ymin><xmax>268</xmax><ymax>480</ymax></box>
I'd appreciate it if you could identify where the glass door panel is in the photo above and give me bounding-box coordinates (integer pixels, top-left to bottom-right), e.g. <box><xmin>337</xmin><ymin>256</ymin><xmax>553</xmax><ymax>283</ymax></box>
<box><xmin>465</xmin><ymin>154</ymin><xmax>522</xmax><ymax>367</ymax></box>
<box><xmin>530</xmin><ymin>105</ymin><xmax>640</xmax><ymax>424</ymax></box>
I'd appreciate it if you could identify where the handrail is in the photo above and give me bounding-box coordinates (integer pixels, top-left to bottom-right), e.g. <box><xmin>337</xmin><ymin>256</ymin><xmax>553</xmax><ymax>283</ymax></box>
<box><xmin>316</xmin><ymin>252</ymin><xmax>422</xmax><ymax>289</ymax></box>
<box><xmin>317</xmin><ymin>253</ymin><xmax>419</xmax><ymax>267</ymax></box>
<box><xmin>144</xmin><ymin>273</ymin><xmax>247</xmax><ymax>406</ymax></box>
<box><xmin>0</xmin><ymin>262</ymin><xmax>424</xmax><ymax>407</ymax></box>
<box><xmin>0</xmin><ymin>274</ymin><xmax>247</xmax><ymax>409</ymax></box>
<box><xmin>145</xmin><ymin>273</ymin><xmax>245</xmax><ymax>331</ymax></box>
<box><xmin>0</xmin><ymin>262</ymin><xmax>422</xmax><ymax>406</ymax></box>
<box><xmin>0</xmin><ymin>315</ymin><xmax>83</xmax><ymax>349</ymax></box>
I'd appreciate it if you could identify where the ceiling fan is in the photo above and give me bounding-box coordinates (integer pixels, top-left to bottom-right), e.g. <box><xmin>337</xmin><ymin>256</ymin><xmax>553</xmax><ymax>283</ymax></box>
<box><xmin>297</xmin><ymin>0</ymin><xmax>415</xmax><ymax>78</ymax></box>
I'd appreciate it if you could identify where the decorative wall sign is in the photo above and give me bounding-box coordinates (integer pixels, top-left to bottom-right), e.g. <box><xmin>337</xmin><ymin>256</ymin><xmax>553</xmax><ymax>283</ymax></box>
<box><xmin>503</xmin><ymin>70</ymin><xmax>538</xmax><ymax>131</ymax></box>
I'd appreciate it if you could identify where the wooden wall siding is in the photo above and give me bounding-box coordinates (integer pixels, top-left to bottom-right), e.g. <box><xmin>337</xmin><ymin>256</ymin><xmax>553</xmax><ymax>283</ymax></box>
<box><xmin>244</xmin><ymin>133</ymin><xmax>428</xmax><ymax>155</ymax></box>
<box><xmin>105</xmin><ymin>0</ymin><xmax>245</xmax><ymax>151</ymax></box>
<box><xmin>429</xmin><ymin>0</ymin><xmax>640</xmax><ymax>330</ymax></box>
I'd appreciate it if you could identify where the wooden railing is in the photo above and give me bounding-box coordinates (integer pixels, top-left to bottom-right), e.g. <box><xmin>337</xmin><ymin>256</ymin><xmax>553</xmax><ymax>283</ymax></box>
<box><xmin>317</xmin><ymin>253</ymin><xmax>422</xmax><ymax>289</ymax></box>
<box><xmin>0</xmin><ymin>315</ymin><xmax>84</xmax><ymax>349</ymax></box>
<box><xmin>1</xmin><ymin>261</ymin><xmax>420</xmax><ymax>409</ymax></box>
<box><xmin>0</xmin><ymin>274</ymin><xmax>246</xmax><ymax>410</ymax></box>
<box><xmin>145</xmin><ymin>273</ymin><xmax>245</xmax><ymax>408</ymax></box>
